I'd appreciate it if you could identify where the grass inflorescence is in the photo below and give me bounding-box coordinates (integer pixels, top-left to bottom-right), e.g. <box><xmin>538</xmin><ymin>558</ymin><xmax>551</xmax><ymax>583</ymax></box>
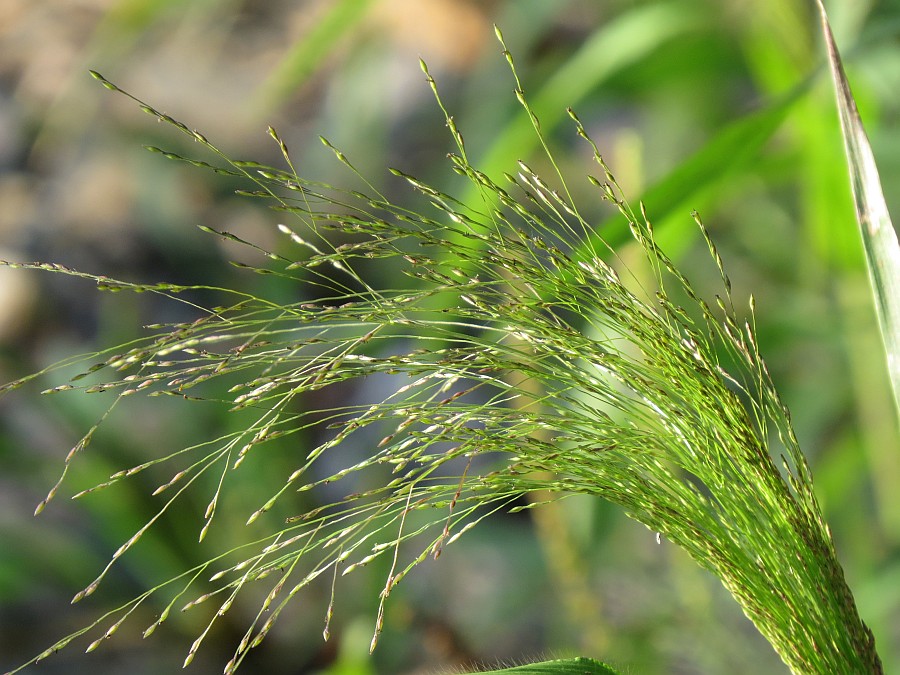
<box><xmin>1</xmin><ymin>28</ymin><xmax>882</xmax><ymax>675</ymax></box>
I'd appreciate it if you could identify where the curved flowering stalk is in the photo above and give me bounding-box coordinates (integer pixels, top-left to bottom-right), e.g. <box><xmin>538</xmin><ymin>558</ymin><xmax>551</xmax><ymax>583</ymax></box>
<box><xmin>1</xmin><ymin>30</ymin><xmax>881</xmax><ymax>675</ymax></box>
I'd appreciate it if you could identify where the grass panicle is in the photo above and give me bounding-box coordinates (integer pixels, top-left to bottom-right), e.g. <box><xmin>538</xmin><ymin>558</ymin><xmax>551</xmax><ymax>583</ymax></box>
<box><xmin>2</xmin><ymin>32</ymin><xmax>882</xmax><ymax>675</ymax></box>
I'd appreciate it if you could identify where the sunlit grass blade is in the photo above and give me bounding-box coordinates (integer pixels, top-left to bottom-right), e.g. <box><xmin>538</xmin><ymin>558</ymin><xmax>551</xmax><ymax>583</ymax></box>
<box><xmin>815</xmin><ymin>0</ymin><xmax>900</xmax><ymax>419</ymax></box>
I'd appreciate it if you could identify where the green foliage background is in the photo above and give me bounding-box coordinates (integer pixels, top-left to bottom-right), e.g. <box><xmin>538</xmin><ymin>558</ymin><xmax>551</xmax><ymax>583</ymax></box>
<box><xmin>0</xmin><ymin>1</ymin><xmax>898</xmax><ymax>673</ymax></box>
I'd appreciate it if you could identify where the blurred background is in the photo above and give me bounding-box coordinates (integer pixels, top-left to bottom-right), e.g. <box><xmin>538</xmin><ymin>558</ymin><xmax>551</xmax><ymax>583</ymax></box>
<box><xmin>1</xmin><ymin>0</ymin><xmax>899</xmax><ymax>673</ymax></box>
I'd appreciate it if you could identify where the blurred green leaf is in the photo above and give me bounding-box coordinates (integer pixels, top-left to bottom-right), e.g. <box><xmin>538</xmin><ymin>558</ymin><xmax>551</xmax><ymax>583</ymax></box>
<box><xmin>254</xmin><ymin>0</ymin><xmax>375</xmax><ymax>114</ymax></box>
<box><xmin>465</xmin><ymin>0</ymin><xmax>705</xmax><ymax>205</ymax></box>
<box><xmin>816</xmin><ymin>0</ymin><xmax>900</xmax><ymax>419</ymax></box>
<box><xmin>592</xmin><ymin>80</ymin><xmax>807</xmax><ymax>259</ymax></box>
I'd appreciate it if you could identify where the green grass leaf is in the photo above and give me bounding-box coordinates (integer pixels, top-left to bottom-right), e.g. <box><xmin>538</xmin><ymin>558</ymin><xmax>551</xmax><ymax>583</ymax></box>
<box><xmin>461</xmin><ymin>1</ymin><xmax>704</xmax><ymax>211</ymax></box>
<box><xmin>464</xmin><ymin>657</ymin><xmax>622</xmax><ymax>675</ymax></box>
<box><xmin>815</xmin><ymin>0</ymin><xmax>900</xmax><ymax>420</ymax></box>
<box><xmin>587</xmin><ymin>80</ymin><xmax>806</xmax><ymax>259</ymax></box>
<box><xmin>254</xmin><ymin>0</ymin><xmax>375</xmax><ymax>114</ymax></box>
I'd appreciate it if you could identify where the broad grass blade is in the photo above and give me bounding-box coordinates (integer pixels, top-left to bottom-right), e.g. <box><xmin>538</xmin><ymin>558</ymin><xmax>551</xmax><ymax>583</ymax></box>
<box><xmin>816</xmin><ymin>0</ymin><xmax>900</xmax><ymax>420</ymax></box>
